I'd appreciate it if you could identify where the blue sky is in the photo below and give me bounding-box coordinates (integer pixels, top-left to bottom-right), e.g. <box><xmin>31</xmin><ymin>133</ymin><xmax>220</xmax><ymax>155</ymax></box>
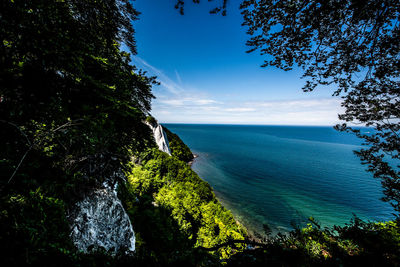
<box><xmin>132</xmin><ymin>0</ymin><xmax>343</xmax><ymax>125</ymax></box>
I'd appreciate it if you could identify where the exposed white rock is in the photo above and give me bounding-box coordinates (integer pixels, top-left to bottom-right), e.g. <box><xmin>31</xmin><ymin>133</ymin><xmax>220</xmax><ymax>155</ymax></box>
<box><xmin>146</xmin><ymin>121</ymin><xmax>171</xmax><ymax>155</ymax></box>
<box><xmin>70</xmin><ymin>185</ymin><xmax>135</xmax><ymax>254</ymax></box>
<box><xmin>69</xmin><ymin>118</ymin><xmax>170</xmax><ymax>254</ymax></box>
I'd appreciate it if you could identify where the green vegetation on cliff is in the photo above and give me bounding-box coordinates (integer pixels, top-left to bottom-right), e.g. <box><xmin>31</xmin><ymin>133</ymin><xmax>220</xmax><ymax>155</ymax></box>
<box><xmin>120</xmin><ymin>149</ymin><xmax>246</xmax><ymax>263</ymax></box>
<box><xmin>1</xmin><ymin>1</ymin><xmax>399</xmax><ymax>266</ymax></box>
<box><xmin>163</xmin><ymin>127</ymin><xmax>194</xmax><ymax>163</ymax></box>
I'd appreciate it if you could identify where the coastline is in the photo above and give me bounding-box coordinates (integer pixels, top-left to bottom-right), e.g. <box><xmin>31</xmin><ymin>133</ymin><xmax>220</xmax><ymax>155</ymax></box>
<box><xmin>165</xmin><ymin>124</ymin><xmax>394</xmax><ymax>236</ymax></box>
<box><xmin>188</xmin><ymin>153</ymin><xmax>198</xmax><ymax>166</ymax></box>
<box><xmin>187</xmin><ymin>152</ymin><xmax>265</xmax><ymax>242</ymax></box>
<box><xmin>188</xmin><ymin>150</ymin><xmax>289</xmax><ymax>242</ymax></box>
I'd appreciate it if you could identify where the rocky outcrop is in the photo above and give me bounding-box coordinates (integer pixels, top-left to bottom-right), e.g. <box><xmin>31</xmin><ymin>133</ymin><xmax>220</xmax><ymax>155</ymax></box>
<box><xmin>69</xmin><ymin>184</ymin><xmax>135</xmax><ymax>254</ymax></box>
<box><xmin>68</xmin><ymin>117</ymin><xmax>170</xmax><ymax>255</ymax></box>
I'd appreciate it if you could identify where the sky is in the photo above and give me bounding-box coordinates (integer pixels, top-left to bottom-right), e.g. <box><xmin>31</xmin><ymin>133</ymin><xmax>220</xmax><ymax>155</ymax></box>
<box><xmin>131</xmin><ymin>0</ymin><xmax>343</xmax><ymax>125</ymax></box>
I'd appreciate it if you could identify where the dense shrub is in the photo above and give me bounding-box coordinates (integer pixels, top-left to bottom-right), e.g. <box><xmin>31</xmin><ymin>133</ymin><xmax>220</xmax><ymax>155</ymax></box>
<box><xmin>226</xmin><ymin>218</ymin><xmax>400</xmax><ymax>266</ymax></box>
<box><xmin>121</xmin><ymin>149</ymin><xmax>247</xmax><ymax>263</ymax></box>
<box><xmin>163</xmin><ymin>127</ymin><xmax>194</xmax><ymax>163</ymax></box>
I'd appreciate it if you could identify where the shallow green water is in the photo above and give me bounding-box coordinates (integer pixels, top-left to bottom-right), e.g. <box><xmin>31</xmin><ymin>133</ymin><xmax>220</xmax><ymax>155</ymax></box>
<box><xmin>164</xmin><ymin>124</ymin><xmax>394</xmax><ymax>234</ymax></box>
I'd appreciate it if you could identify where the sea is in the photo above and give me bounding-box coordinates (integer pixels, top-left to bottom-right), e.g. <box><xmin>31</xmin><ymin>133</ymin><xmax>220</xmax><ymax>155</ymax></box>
<box><xmin>163</xmin><ymin>124</ymin><xmax>395</xmax><ymax>235</ymax></box>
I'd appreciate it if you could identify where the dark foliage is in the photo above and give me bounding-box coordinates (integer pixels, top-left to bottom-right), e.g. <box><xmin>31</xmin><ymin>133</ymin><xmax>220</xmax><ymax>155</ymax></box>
<box><xmin>226</xmin><ymin>217</ymin><xmax>400</xmax><ymax>266</ymax></box>
<box><xmin>174</xmin><ymin>0</ymin><xmax>228</xmax><ymax>15</ymax></box>
<box><xmin>0</xmin><ymin>0</ymin><xmax>156</xmax><ymax>192</ymax></box>
<box><xmin>145</xmin><ymin>115</ymin><xmax>158</xmax><ymax>127</ymax></box>
<box><xmin>240</xmin><ymin>0</ymin><xmax>400</xmax><ymax>214</ymax></box>
<box><xmin>0</xmin><ymin>0</ymin><xmax>156</xmax><ymax>265</ymax></box>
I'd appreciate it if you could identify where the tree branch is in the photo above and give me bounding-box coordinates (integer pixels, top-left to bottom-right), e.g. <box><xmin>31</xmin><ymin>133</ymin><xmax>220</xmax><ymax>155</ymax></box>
<box><xmin>6</xmin><ymin>119</ymin><xmax>83</xmax><ymax>183</ymax></box>
<box><xmin>0</xmin><ymin>120</ymin><xmax>32</xmax><ymax>146</ymax></box>
<box><xmin>198</xmin><ymin>239</ymin><xmax>268</xmax><ymax>251</ymax></box>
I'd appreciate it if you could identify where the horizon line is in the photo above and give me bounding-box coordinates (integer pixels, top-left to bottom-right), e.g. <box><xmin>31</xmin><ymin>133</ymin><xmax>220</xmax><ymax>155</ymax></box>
<box><xmin>160</xmin><ymin>122</ymin><xmax>364</xmax><ymax>127</ymax></box>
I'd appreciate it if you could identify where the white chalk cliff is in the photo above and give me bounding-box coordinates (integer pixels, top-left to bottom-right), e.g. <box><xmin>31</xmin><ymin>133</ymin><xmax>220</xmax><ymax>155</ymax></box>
<box><xmin>146</xmin><ymin>121</ymin><xmax>171</xmax><ymax>155</ymax></box>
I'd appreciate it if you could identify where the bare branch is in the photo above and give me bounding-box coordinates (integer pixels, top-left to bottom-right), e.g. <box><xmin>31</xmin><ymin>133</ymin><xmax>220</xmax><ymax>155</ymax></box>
<box><xmin>6</xmin><ymin>119</ymin><xmax>83</xmax><ymax>184</ymax></box>
<box><xmin>0</xmin><ymin>120</ymin><xmax>32</xmax><ymax>146</ymax></box>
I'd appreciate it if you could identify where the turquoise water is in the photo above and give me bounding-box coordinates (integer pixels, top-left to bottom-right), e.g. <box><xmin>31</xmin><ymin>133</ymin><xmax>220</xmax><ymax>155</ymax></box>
<box><xmin>163</xmin><ymin>124</ymin><xmax>394</xmax><ymax>235</ymax></box>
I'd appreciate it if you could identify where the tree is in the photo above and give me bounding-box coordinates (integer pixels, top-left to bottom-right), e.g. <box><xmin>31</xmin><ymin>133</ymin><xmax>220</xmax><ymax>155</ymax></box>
<box><xmin>0</xmin><ymin>0</ymin><xmax>156</xmax><ymax>193</ymax></box>
<box><xmin>174</xmin><ymin>0</ymin><xmax>400</xmax><ymax>214</ymax></box>
<box><xmin>174</xmin><ymin>0</ymin><xmax>228</xmax><ymax>15</ymax></box>
<box><xmin>237</xmin><ymin>0</ymin><xmax>400</xmax><ymax>214</ymax></box>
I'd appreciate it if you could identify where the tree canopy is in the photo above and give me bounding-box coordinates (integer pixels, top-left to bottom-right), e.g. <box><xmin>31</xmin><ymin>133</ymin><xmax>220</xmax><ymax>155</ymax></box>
<box><xmin>1</xmin><ymin>0</ymin><xmax>157</xmax><ymax>264</ymax></box>
<box><xmin>238</xmin><ymin>0</ymin><xmax>400</xmax><ymax>213</ymax></box>
<box><xmin>1</xmin><ymin>0</ymin><xmax>156</xmax><ymax>194</ymax></box>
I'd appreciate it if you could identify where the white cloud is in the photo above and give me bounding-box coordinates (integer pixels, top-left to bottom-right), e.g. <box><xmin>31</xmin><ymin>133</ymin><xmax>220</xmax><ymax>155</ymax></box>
<box><xmin>133</xmin><ymin>56</ymin><xmax>223</xmax><ymax>112</ymax></box>
<box><xmin>132</xmin><ymin>57</ymin><xmax>344</xmax><ymax>125</ymax></box>
<box><xmin>153</xmin><ymin>98</ymin><xmax>344</xmax><ymax>126</ymax></box>
<box><xmin>134</xmin><ymin>56</ymin><xmax>184</xmax><ymax>95</ymax></box>
<box><xmin>193</xmin><ymin>99</ymin><xmax>220</xmax><ymax>105</ymax></box>
<box><xmin>225</xmin><ymin>107</ymin><xmax>256</xmax><ymax>112</ymax></box>
<box><xmin>175</xmin><ymin>70</ymin><xmax>182</xmax><ymax>85</ymax></box>
<box><xmin>157</xmin><ymin>97</ymin><xmax>220</xmax><ymax>107</ymax></box>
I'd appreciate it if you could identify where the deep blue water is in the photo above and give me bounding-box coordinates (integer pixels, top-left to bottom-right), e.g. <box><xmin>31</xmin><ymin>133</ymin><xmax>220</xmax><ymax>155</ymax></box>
<box><xmin>163</xmin><ymin>124</ymin><xmax>394</xmax><ymax>235</ymax></box>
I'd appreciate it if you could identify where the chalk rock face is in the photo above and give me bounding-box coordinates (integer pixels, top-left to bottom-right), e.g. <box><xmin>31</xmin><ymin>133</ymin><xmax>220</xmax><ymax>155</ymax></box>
<box><xmin>70</xmin><ymin>186</ymin><xmax>135</xmax><ymax>254</ymax></box>
<box><xmin>147</xmin><ymin>122</ymin><xmax>171</xmax><ymax>155</ymax></box>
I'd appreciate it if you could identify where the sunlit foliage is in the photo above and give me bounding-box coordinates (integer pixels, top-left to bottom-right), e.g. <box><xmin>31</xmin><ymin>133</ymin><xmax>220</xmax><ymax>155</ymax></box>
<box><xmin>122</xmin><ymin>149</ymin><xmax>247</xmax><ymax>262</ymax></box>
<box><xmin>163</xmin><ymin>127</ymin><xmax>194</xmax><ymax>163</ymax></box>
